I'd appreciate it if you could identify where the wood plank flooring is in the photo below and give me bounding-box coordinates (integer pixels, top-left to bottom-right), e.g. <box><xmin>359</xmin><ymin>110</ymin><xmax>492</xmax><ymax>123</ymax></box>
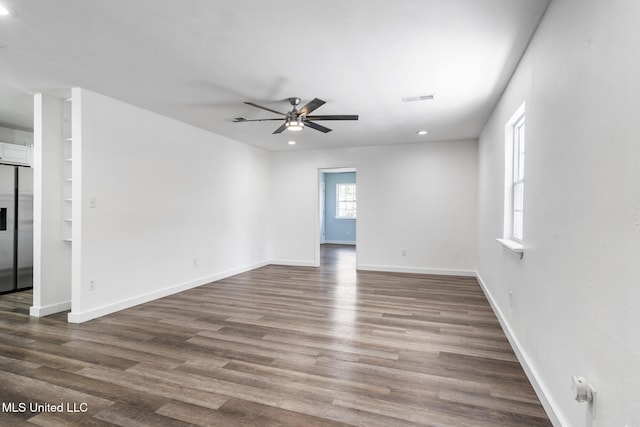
<box><xmin>0</xmin><ymin>245</ymin><xmax>551</xmax><ymax>426</ymax></box>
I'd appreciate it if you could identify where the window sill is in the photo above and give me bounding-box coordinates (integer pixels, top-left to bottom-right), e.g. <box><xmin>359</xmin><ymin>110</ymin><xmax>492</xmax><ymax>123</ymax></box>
<box><xmin>496</xmin><ymin>238</ymin><xmax>524</xmax><ymax>259</ymax></box>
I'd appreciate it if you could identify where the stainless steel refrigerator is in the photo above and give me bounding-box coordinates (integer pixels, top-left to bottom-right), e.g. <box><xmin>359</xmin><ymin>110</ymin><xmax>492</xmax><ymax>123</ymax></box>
<box><xmin>0</xmin><ymin>164</ymin><xmax>33</xmax><ymax>294</ymax></box>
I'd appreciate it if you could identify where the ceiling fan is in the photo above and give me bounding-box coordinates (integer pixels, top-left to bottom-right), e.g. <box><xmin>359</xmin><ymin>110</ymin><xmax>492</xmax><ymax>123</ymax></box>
<box><xmin>233</xmin><ymin>97</ymin><xmax>358</xmax><ymax>134</ymax></box>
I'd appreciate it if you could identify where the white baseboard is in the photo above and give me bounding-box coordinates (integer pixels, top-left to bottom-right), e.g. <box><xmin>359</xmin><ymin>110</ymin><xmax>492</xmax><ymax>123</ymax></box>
<box><xmin>322</xmin><ymin>240</ymin><xmax>356</xmax><ymax>245</ymax></box>
<box><xmin>357</xmin><ymin>264</ymin><xmax>476</xmax><ymax>277</ymax></box>
<box><xmin>475</xmin><ymin>272</ymin><xmax>566</xmax><ymax>427</ymax></box>
<box><xmin>29</xmin><ymin>301</ymin><xmax>71</xmax><ymax>317</ymax></box>
<box><xmin>67</xmin><ymin>260</ymin><xmax>270</xmax><ymax>324</ymax></box>
<box><xmin>268</xmin><ymin>259</ymin><xmax>318</xmax><ymax>267</ymax></box>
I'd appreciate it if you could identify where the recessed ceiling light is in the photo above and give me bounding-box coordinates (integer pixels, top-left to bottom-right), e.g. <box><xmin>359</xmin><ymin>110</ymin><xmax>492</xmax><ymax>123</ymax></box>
<box><xmin>417</xmin><ymin>130</ymin><xmax>428</xmax><ymax>135</ymax></box>
<box><xmin>288</xmin><ymin>140</ymin><xmax>296</xmax><ymax>145</ymax></box>
<box><xmin>0</xmin><ymin>5</ymin><xmax>11</xmax><ymax>16</ymax></box>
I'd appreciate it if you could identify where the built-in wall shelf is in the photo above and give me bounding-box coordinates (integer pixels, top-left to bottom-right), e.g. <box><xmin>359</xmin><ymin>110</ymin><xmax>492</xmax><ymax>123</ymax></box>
<box><xmin>62</xmin><ymin>95</ymin><xmax>73</xmax><ymax>245</ymax></box>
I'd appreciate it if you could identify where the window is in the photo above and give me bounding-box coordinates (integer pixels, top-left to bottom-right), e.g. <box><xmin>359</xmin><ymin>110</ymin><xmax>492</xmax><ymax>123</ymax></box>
<box><xmin>503</xmin><ymin>102</ymin><xmax>525</xmax><ymax>248</ymax></box>
<box><xmin>511</xmin><ymin>114</ymin><xmax>525</xmax><ymax>241</ymax></box>
<box><xmin>336</xmin><ymin>183</ymin><xmax>356</xmax><ymax>219</ymax></box>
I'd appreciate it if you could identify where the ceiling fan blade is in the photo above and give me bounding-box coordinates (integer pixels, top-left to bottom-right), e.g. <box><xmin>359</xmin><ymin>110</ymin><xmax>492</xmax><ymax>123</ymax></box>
<box><xmin>272</xmin><ymin>122</ymin><xmax>288</xmax><ymax>134</ymax></box>
<box><xmin>245</xmin><ymin>101</ymin><xmax>287</xmax><ymax>116</ymax></box>
<box><xmin>305</xmin><ymin>115</ymin><xmax>359</xmax><ymax>121</ymax></box>
<box><xmin>298</xmin><ymin>98</ymin><xmax>326</xmax><ymax>116</ymax></box>
<box><xmin>233</xmin><ymin>117</ymin><xmax>283</xmax><ymax>122</ymax></box>
<box><xmin>304</xmin><ymin>121</ymin><xmax>332</xmax><ymax>133</ymax></box>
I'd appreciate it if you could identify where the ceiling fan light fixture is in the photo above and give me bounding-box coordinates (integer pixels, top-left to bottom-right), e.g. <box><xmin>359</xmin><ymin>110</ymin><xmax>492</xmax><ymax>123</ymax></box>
<box><xmin>286</xmin><ymin>123</ymin><xmax>303</xmax><ymax>131</ymax></box>
<box><xmin>285</xmin><ymin>117</ymin><xmax>304</xmax><ymax>131</ymax></box>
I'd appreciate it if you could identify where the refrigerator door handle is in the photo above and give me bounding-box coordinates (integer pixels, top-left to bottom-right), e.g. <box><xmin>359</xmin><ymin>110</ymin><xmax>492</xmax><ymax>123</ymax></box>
<box><xmin>0</xmin><ymin>207</ymin><xmax>7</xmax><ymax>230</ymax></box>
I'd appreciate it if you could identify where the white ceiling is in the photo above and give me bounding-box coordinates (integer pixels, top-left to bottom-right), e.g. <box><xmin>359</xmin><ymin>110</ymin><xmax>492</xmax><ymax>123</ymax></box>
<box><xmin>0</xmin><ymin>0</ymin><xmax>549</xmax><ymax>151</ymax></box>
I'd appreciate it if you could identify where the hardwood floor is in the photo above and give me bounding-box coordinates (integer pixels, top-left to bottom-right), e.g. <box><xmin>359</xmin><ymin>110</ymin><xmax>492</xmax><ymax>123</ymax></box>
<box><xmin>0</xmin><ymin>244</ymin><xmax>551</xmax><ymax>426</ymax></box>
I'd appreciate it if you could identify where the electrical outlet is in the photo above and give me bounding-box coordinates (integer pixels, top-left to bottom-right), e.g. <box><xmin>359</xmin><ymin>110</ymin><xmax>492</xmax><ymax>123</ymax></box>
<box><xmin>89</xmin><ymin>280</ymin><xmax>96</xmax><ymax>291</ymax></box>
<box><xmin>193</xmin><ymin>258</ymin><xmax>198</xmax><ymax>267</ymax></box>
<box><xmin>401</xmin><ymin>249</ymin><xmax>407</xmax><ymax>256</ymax></box>
<box><xmin>572</xmin><ymin>376</ymin><xmax>597</xmax><ymax>420</ymax></box>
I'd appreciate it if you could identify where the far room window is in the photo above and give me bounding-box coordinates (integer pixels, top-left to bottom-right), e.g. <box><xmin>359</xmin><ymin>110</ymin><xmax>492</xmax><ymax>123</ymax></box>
<box><xmin>336</xmin><ymin>183</ymin><xmax>357</xmax><ymax>219</ymax></box>
<box><xmin>504</xmin><ymin>102</ymin><xmax>526</xmax><ymax>243</ymax></box>
<box><xmin>512</xmin><ymin>114</ymin><xmax>525</xmax><ymax>241</ymax></box>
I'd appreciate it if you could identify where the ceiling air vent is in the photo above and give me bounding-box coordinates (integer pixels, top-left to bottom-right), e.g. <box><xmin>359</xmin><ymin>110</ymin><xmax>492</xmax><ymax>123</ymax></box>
<box><xmin>402</xmin><ymin>94</ymin><xmax>434</xmax><ymax>103</ymax></box>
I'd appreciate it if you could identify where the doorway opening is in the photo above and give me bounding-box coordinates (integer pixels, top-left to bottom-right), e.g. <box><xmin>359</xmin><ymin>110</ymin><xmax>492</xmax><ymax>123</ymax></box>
<box><xmin>318</xmin><ymin>167</ymin><xmax>357</xmax><ymax>268</ymax></box>
<box><xmin>0</xmin><ymin>85</ymin><xmax>35</xmax><ymax>297</ymax></box>
<box><xmin>0</xmin><ymin>165</ymin><xmax>33</xmax><ymax>295</ymax></box>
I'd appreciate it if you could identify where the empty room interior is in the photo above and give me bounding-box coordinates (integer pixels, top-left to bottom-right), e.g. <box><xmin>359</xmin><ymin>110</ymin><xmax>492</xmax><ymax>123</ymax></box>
<box><xmin>1</xmin><ymin>0</ymin><xmax>638</xmax><ymax>426</ymax></box>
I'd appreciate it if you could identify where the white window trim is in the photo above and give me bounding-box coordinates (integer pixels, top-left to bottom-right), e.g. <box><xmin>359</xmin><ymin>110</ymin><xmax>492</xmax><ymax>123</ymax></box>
<box><xmin>336</xmin><ymin>183</ymin><xmax>357</xmax><ymax>219</ymax></box>
<box><xmin>499</xmin><ymin>102</ymin><xmax>525</xmax><ymax>258</ymax></box>
<box><xmin>497</xmin><ymin>238</ymin><xmax>523</xmax><ymax>258</ymax></box>
<box><xmin>511</xmin><ymin>114</ymin><xmax>525</xmax><ymax>242</ymax></box>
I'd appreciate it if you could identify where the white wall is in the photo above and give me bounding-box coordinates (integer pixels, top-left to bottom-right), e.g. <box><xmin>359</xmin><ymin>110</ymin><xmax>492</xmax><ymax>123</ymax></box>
<box><xmin>31</xmin><ymin>94</ymin><xmax>71</xmax><ymax>316</ymax></box>
<box><xmin>270</xmin><ymin>141</ymin><xmax>478</xmax><ymax>275</ymax></box>
<box><xmin>67</xmin><ymin>89</ymin><xmax>270</xmax><ymax>323</ymax></box>
<box><xmin>0</xmin><ymin>126</ymin><xmax>33</xmax><ymax>146</ymax></box>
<box><xmin>477</xmin><ymin>0</ymin><xmax>640</xmax><ymax>425</ymax></box>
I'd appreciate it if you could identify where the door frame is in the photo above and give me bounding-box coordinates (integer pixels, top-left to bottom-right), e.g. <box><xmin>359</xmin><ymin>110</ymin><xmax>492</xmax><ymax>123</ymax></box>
<box><xmin>319</xmin><ymin>181</ymin><xmax>326</xmax><ymax>245</ymax></box>
<box><xmin>316</xmin><ymin>166</ymin><xmax>357</xmax><ymax>267</ymax></box>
